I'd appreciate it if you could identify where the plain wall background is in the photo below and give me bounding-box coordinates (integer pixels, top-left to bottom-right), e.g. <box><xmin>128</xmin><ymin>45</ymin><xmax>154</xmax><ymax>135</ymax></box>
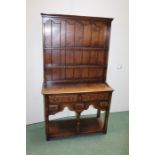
<box><xmin>26</xmin><ymin>0</ymin><xmax>129</xmax><ymax>125</ymax></box>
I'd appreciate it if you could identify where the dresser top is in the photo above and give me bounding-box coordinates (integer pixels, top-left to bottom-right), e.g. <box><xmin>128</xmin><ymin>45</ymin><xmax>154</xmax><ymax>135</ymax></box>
<box><xmin>42</xmin><ymin>83</ymin><xmax>113</xmax><ymax>95</ymax></box>
<box><xmin>41</xmin><ymin>13</ymin><xmax>113</xmax><ymax>22</ymax></box>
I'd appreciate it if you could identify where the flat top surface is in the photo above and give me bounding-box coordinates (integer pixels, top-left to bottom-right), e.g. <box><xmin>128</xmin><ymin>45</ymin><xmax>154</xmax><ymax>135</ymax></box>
<box><xmin>42</xmin><ymin>82</ymin><xmax>113</xmax><ymax>95</ymax></box>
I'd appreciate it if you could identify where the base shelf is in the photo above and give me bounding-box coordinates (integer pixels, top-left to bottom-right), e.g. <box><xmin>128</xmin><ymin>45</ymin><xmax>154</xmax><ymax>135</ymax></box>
<box><xmin>48</xmin><ymin>117</ymin><xmax>105</xmax><ymax>138</ymax></box>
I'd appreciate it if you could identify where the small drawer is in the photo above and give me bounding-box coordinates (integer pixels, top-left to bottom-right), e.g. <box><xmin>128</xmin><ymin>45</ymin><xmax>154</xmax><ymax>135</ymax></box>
<box><xmin>99</xmin><ymin>101</ymin><xmax>109</xmax><ymax>109</ymax></box>
<box><xmin>49</xmin><ymin>94</ymin><xmax>78</xmax><ymax>103</ymax></box>
<box><xmin>48</xmin><ymin>104</ymin><xmax>59</xmax><ymax>112</ymax></box>
<box><xmin>82</xmin><ymin>93</ymin><xmax>109</xmax><ymax>102</ymax></box>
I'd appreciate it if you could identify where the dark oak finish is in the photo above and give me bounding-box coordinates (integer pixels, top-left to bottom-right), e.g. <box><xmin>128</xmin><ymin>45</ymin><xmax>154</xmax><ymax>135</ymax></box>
<box><xmin>41</xmin><ymin>13</ymin><xmax>113</xmax><ymax>140</ymax></box>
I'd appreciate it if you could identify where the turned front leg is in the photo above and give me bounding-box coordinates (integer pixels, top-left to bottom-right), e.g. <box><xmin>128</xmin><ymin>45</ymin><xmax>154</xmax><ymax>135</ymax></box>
<box><xmin>44</xmin><ymin>95</ymin><xmax>50</xmax><ymax>140</ymax></box>
<box><xmin>103</xmin><ymin>93</ymin><xmax>112</xmax><ymax>133</ymax></box>
<box><xmin>103</xmin><ymin>110</ymin><xmax>110</xmax><ymax>133</ymax></box>
<box><xmin>76</xmin><ymin>111</ymin><xmax>81</xmax><ymax>133</ymax></box>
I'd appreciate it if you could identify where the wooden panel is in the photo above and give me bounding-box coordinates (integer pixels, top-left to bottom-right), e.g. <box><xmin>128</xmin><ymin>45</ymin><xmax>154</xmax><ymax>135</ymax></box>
<box><xmin>52</xmin><ymin>68</ymin><xmax>60</xmax><ymax>80</ymax></box>
<box><xmin>60</xmin><ymin>49</ymin><xmax>65</xmax><ymax>65</ymax></box>
<box><xmin>44</xmin><ymin>69</ymin><xmax>52</xmax><ymax>81</ymax></box>
<box><xmin>74</xmin><ymin>68</ymin><xmax>81</xmax><ymax>78</ymax></box>
<box><xmin>66</xmin><ymin>68</ymin><xmax>74</xmax><ymax>79</ymax></box>
<box><xmin>52</xmin><ymin>50</ymin><xmax>60</xmax><ymax>65</ymax></box>
<box><xmin>60</xmin><ymin>21</ymin><xmax>66</xmax><ymax>47</ymax></box>
<box><xmin>66</xmin><ymin>21</ymin><xmax>74</xmax><ymax>46</ymax></box>
<box><xmin>59</xmin><ymin>68</ymin><xmax>66</xmax><ymax>80</ymax></box>
<box><xmin>89</xmin><ymin>68</ymin><xmax>97</xmax><ymax>78</ymax></box>
<box><xmin>99</xmin><ymin>23</ymin><xmax>105</xmax><ymax>48</ymax></box>
<box><xmin>75</xmin><ymin>22</ymin><xmax>83</xmax><ymax>46</ymax></box>
<box><xmin>74</xmin><ymin>50</ymin><xmax>82</xmax><ymax>64</ymax></box>
<box><xmin>91</xmin><ymin>24</ymin><xmax>100</xmax><ymax>46</ymax></box>
<box><xmin>96</xmin><ymin>68</ymin><xmax>103</xmax><ymax>78</ymax></box>
<box><xmin>90</xmin><ymin>50</ymin><xmax>98</xmax><ymax>64</ymax></box>
<box><xmin>52</xmin><ymin>22</ymin><xmax>61</xmax><ymax>47</ymax></box>
<box><xmin>82</xmin><ymin>50</ymin><xmax>90</xmax><ymax>64</ymax></box>
<box><xmin>66</xmin><ymin>50</ymin><xmax>74</xmax><ymax>65</ymax></box>
<box><xmin>104</xmin><ymin>25</ymin><xmax>109</xmax><ymax>50</ymax></box>
<box><xmin>83</xmin><ymin>22</ymin><xmax>91</xmax><ymax>46</ymax></box>
<box><xmin>44</xmin><ymin>20</ymin><xmax>51</xmax><ymax>48</ymax></box>
<box><xmin>44</xmin><ymin>49</ymin><xmax>52</xmax><ymax>64</ymax></box>
<box><xmin>98</xmin><ymin>51</ymin><xmax>107</xmax><ymax>65</ymax></box>
<box><xmin>82</xmin><ymin>68</ymin><xmax>89</xmax><ymax>78</ymax></box>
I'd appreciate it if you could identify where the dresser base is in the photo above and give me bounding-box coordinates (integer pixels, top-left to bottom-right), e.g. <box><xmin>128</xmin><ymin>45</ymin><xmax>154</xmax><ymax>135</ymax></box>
<box><xmin>43</xmin><ymin>83</ymin><xmax>113</xmax><ymax>140</ymax></box>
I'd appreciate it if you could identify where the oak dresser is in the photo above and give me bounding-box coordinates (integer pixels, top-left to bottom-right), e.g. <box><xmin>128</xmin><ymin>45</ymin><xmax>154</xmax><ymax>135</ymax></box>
<box><xmin>41</xmin><ymin>13</ymin><xmax>114</xmax><ymax>140</ymax></box>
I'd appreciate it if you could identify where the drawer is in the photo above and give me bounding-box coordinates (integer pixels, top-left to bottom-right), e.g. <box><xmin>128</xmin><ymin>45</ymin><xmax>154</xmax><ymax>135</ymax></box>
<box><xmin>49</xmin><ymin>94</ymin><xmax>78</xmax><ymax>103</ymax></box>
<box><xmin>82</xmin><ymin>93</ymin><xmax>109</xmax><ymax>102</ymax></box>
<box><xmin>99</xmin><ymin>101</ymin><xmax>109</xmax><ymax>109</ymax></box>
<box><xmin>49</xmin><ymin>104</ymin><xmax>59</xmax><ymax>111</ymax></box>
<box><xmin>48</xmin><ymin>103</ymin><xmax>61</xmax><ymax>114</ymax></box>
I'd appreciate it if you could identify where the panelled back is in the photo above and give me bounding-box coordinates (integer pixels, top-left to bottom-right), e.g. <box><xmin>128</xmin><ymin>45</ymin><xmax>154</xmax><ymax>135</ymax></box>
<box><xmin>42</xmin><ymin>14</ymin><xmax>112</xmax><ymax>84</ymax></box>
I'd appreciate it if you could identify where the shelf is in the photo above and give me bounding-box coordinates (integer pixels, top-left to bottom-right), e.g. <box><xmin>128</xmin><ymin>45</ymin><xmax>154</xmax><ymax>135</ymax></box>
<box><xmin>48</xmin><ymin>117</ymin><xmax>104</xmax><ymax>138</ymax></box>
<box><xmin>44</xmin><ymin>47</ymin><xmax>106</xmax><ymax>51</ymax></box>
<box><xmin>44</xmin><ymin>64</ymin><xmax>107</xmax><ymax>69</ymax></box>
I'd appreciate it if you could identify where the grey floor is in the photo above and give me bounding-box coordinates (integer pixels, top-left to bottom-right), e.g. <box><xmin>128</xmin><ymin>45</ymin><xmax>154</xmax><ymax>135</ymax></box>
<box><xmin>27</xmin><ymin>111</ymin><xmax>129</xmax><ymax>155</ymax></box>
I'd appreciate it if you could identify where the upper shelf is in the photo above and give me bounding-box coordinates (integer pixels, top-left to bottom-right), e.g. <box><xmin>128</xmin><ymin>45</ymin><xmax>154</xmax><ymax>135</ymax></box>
<box><xmin>43</xmin><ymin>47</ymin><xmax>107</xmax><ymax>51</ymax></box>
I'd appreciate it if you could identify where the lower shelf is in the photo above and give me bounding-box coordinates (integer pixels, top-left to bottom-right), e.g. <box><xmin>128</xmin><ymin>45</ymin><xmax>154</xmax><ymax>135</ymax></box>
<box><xmin>47</xmin><ymin>117</ymin><xmax>105</xmax><ymax>138</ymax></box>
